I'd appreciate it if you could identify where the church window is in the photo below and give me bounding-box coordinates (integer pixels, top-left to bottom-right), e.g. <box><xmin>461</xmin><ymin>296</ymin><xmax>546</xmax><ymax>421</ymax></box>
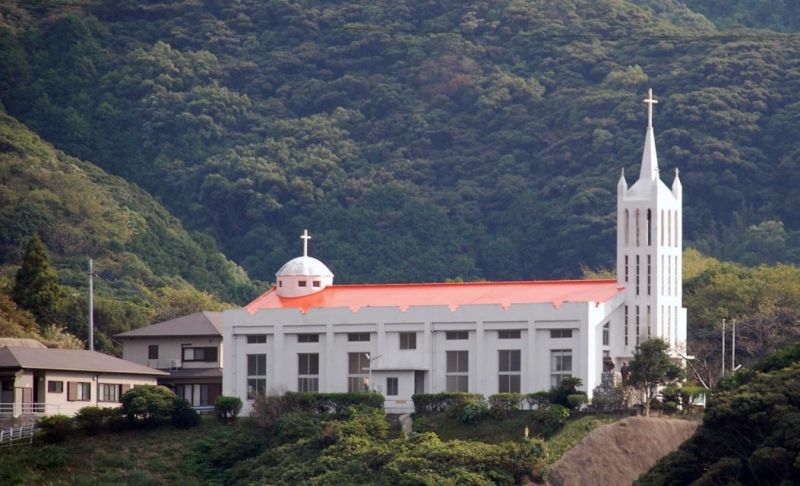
<box><xmin>312</xmin><ymin>280</ymin><xmax>321</xmax><ymax>287</ymax></box>
<box><xmin>647</xmin><ymin>255</ymin><xmax>651</xmax><ymax>296</ymax></box>
<box><xmin>399</xmin><ymin>332</ymin><xmax>417</xmax><ymax>349</ymax></box>
<box><xmin>602</xmin><ymin>322</ymin><xmax>609</xmax><ymax>346</ymax></box>
<box><xmin>661</xmin><ymin>255</ymin><xmax>665</xmax><ymax>296</ymax></box>
<box><xmin>298</xmin><ymin>353</ymin><xmax>319</xmax><ymax>392</ymax></box>
<box><xmin>347</xmin><ymin>352</ymin><xmax>370</xmax><ymax>392</ymax></box>
<box><xmin>624</xmin><ymin>255</ymin><xmax>629</xmax><ymax>283</ymax></box>
<box><xmin>298</xmin><ymin>280</ymin><xmax>307</xmax><ymax>287</ymax></box>
<box><xmin>635</xmin><ymin>255</ymin><xmax>640</xmax><ymax>296</ymax></box>
<box><xmin>661</xmin><ymin>210</ymin><xmax>665</xmax><ymax>246</ymax></box>
<box><xmin>498</xmin><ymin>350</ymin><xmax>521</xmax><ymax>393</ymax></box>
<box><xmin>550</xmin><ymin>349</ymin><xmax>572</xmax><ymax>388</ymax></box>
<box><xmin>498</xmin><ymin>330</ymin><xmax>521</xmax><ymax>339</ymax></box>
<box><xmin>635</xmin><ymin>209</ymin><xmax>641</xmax><ymax>247</ymax></box>
<box><xmin>247</xmin><ymin>354</ymin><xmax>267</xmax><ymax>399</ymax></box>
<box><xmin>386</xmin><ymin>377</ymin><xmax>399</xmax><ymax>396</ymax></box>
<box><xmin>666</xmin><ymin>306</ymin><xmax>671</xmax><ymax>345</ymax></box>
<box><xmin>624</xmin><ymin>306</ymin><xmax>629</xmax><ymax>346</ymax></box>
<box><xmin>550</xmin><ymin>329</ymin><xmax>572</xmax><ymax>339</ymax></box>
<box><xmin>647</xmin><ymin>305</ymin><xmax>652</xmax><ymax>339</ymax></box>
<box><xmin>635</xmin><ymin>306</ymin><xmax>641</xmax><ymax>347</ymax></box>
<box><xmin>348</xmin><ymin>333</ymin><xmax>370</xmax><ymax>342</ymax></box>
<box><xmin>674</xmin><ymin>211</ymin><xmax>679</xmax><ymax>247</ymax></box>
<box><xmin>298</xmin><ymin>333</ymin><xmax>319</xmax><ymax>343</ymax></box>
<box><xmin>446</xmin><ymin>351</ymin><xmax>469</xmax><ymax>392</ymax></box>
<box><xmin>247</xmin><ymin>335</ymin><xmax>266</xmax><ymax>344</ymax></box>
<box><xmin>646</xmin><ymin>210</ymin><xmax>652</xmax><ymax>246</ymax></box>
<box><xmin>446</xmin><ymin>331</ymin><xmax>468</xmax><ymax>340</ymax></box>
<box><xmin>278</xmin><ymin>280</ymin><xmax>283</xmax><ymax>288</ymax></box>
<box><xmin>624</xmin><ymin>209</ymin><xmax>630</xmax><ymax>246</ymax></box>
<box><xmin>668</xmin><ymin>212</ymin><xmax>672</xmax><ymax>248</ymax></box>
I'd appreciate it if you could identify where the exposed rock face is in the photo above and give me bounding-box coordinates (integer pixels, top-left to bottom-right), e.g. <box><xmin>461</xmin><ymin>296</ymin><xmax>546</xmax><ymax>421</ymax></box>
<box><xmin>547</xmin><ymin>416</ymin><xmax>699</xmax><ymax>486</ymax></box>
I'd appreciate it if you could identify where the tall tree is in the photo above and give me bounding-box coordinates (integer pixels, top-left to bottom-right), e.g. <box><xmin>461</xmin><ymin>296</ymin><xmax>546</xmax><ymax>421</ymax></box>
<box><xmin>628</xmin><ymin>339</ymin><xmax>684</xmax><ymax>417</ymax></box>
<box><xmin>11</xmin><ymin>234</ymin><xmax>61</xmax><ymax>326</ymax></box>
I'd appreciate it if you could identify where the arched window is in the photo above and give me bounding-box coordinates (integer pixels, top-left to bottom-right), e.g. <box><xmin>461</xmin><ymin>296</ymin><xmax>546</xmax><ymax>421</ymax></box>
<box><xmin>667</xmin><ymin>211</ymin><xmax>672</xmax><ymax>249</ymax></box>
<box><xmin>660</xmin><ymin>209</ymin><xmax>665</xmax><ymax>246</ymax></box>
<box><xmin>624</xmin><ymin>209</ymin><xmax>629</xmax><ymax>246</ymax></box>
<box><xmin>674</xmin><ymin>210</ymin><xmax>679</xmax><ymax>247</ymax></box>
<box><xmin>646</xmin><ymin>210</ymin><xmax>652</xmax><ymax>246</ymax></box>
<box><xmin>635</xmin><ymin>209</ymin><xmax>641</xmax><ymax>247</ymax></box>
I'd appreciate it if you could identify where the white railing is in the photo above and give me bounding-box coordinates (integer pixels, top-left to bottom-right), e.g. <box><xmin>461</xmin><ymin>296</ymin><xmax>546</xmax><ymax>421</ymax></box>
<box><xmin>0</xmin><ymin>402</ymin><xmax>62</xmax><ymax>417</ymax></box>
<box><xmin>0</xmin><ymin>424</ymin><xmax>36</xmax><ymax>447</ymax></box>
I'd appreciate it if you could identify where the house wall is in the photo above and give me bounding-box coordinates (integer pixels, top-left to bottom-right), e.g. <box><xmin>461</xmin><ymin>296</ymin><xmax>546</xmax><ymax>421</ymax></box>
<box><xmin>224</xmin><ymin>300</ymin><xmax>621</xmax><ymax>415</ymax></box>
<box><xmin>121</xmin><ymin>336</ymin><xmax>223</xmax><ymax>370</ymax></box>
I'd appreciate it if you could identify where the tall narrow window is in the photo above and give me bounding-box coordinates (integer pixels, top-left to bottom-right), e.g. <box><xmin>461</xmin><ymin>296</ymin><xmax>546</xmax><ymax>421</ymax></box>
<box><xmin>550</xmin><ymin>349</ymin><xmax>572</xmax><ymax>388</ymax></box>
<box><xmin>624</xmin><ymin>255</ymin><xmax>629</xmax><ymax>283</ymax></box>
<box><xmin>636</xmin><ymin>209</ymin><xmax>641</xmax><ymax>247</ymax></box>
<box><xmin>624</xmin><ymin>209</ymin><xmax>630</xmax><ymax>246</ymax></box>
<box><xmin>446</xmin><ymin>351</ymin><xmax>469</xmax><ymax>392</ymax></box>
<box><xmin>246</xmin><ymin>354</ymin><xmax>267</xmax><ymax>399</ymax></box>
<box><xmin>624</xmin><ymin>305</ymin><xmax>629</xmax><ymax>346</ymax></box>
<box><xmin>646</xmin><ymin>209</ymin><xmax>652</xmax><ymax>246</ymax></box>
<box><xmin>636</xmin><ymin>305</ymin><xmax>641</xmax><ymax>347</ymax></box>
<box><xmin>661</xmin><ymin>209</ymin><xmax>665</xmax><ymax>245</ymax></box>
<box><xmin>635</xmin><ymin>255</ymin><xmax>640</xmax><ymax>296</ymax></box>
<box><xmin>667</xmin><ymin>306</ymin><xmax>672</xmax><ymax>345</ymax></box>
<box><xmin>647</xmin><ymin>255</ymin><xmax>651</xmax><ymax>296</ymax></box>
<box><xmin>647</xmin><ymin>305</ymin><xmax>652</xmax><ymax>339</ymax></box>
<box><xmin>675</xmin><ymin>211</ymin><xmax>680</xmax><ymax>247</ymax></box>
<box><xmin>348</xmin><ymin>352</ymin><xmax>370</xmax><ymax>392</ymax></box>
<box><xmin>602</xmin><ymin>322</ymin><xmax>610</xmax><ymax>346</ymax></box>
<box><xmin>298</xmin><ymin>353</ymin><xmax>319</xmax><ymax>392</ymax></box>
<box><xmin>498</xmin><ymin>350</ymin><xmax>521</xmax><ymax>393</ymax></box>
<box><xmin>668</xmin><ymin>211</ymin><xmax>672</xmax><ymax>248</ymax></box>
<box><xmin>148</xmin><ymin>345</ymin><xmax>158</xmax><ymax>360</ymax></box>
<box><xmin>661</xmin><ymin>255</ymin><xmax>665</xmax><ymax>296</ymax></box>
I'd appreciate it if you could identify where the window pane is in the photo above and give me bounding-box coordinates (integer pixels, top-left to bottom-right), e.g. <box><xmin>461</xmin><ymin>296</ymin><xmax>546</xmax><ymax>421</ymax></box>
<box><xmin>447</xmin><ymin>351</ymin><xmax>457</xmax><ymax>372</ymax></box>
<box><xmin>387</xmin><ymin>377</ymin><xmax>398</xmax><ymax>396</ymax></box>
<box><xmin>499</xmin><ymin>350</ymin><xmax>509</xmax><ymax>372</ymax></box>
<box><xmin>510</xmin><ymin>375</ymin><xmax>520</xmax><ymax>393</ymax></box>
<box><xmin>510</xmin><ymin>350</ymin><xmax>521</xmax><ymax>372</ymax></box>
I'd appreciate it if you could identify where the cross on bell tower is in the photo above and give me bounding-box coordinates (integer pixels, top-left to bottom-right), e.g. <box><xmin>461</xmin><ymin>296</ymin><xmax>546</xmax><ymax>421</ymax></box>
<box><xmin>301</xmin><ymin>229</ymin><xmax>311</xmax><ymax>257</ymax></box>
<box><xmin>644</xmin><ymin>88</ymin><xmax>658</xmax><ymax>129</ymax></box>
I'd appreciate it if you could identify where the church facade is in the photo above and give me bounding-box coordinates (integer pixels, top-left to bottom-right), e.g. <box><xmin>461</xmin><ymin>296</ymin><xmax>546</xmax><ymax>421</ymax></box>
<box><xmin>222</xmin><ymin>91</ymin><xmax>686</xmax><ymax>414</ymax></box>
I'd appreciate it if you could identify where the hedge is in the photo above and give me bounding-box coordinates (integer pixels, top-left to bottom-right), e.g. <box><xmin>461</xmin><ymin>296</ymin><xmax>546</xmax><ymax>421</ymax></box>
<box><xmin>282</xmin><ymin>392</ymin><xmax>385</xmax><ymax>415</ymax></box>
<box><xmin>412</xmin><ymin>393</ymin><xmax>485</xmax><ymax>414</ymax></box>
<box><xmin>488</xmin><ymin>393</ymin><xmax>524</xmax><ymax>416</ymax></box>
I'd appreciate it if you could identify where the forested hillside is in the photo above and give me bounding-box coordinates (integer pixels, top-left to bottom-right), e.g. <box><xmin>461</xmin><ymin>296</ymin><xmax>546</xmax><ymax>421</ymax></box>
<box><xmin>2</xmin><ymin>0</ymin><xmax>800</xmax><ymax>285</ymax></box>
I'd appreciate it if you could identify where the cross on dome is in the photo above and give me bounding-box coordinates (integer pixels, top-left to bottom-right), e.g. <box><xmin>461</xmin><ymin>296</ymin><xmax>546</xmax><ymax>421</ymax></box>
<box><xmin>644</xmin><ymin>88</ymin><xmax>658</xmax><ymax>128</ymax></box>
<box><xmin>301</xmin><ymin>229</ymin><xmax>311</xmax><ymax>257</ymax></box>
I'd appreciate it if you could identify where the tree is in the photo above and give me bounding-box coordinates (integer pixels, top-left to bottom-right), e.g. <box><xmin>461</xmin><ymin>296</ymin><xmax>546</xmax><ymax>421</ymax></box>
<box><xmin>11</xmin><ymin>234</ymin><xmax>61</xmax><ymax>327</ymax></box>
<box><xmin>628</xmin><ymin>339</ymin><xmax>684</xmax><ymax>417</ymax></box>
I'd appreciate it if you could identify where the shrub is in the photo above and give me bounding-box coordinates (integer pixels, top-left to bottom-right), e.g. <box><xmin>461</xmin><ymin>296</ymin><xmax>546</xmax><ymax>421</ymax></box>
<box><xmin>33</xmin><ymin>444</ymin><xmax>69</xmax><ymax>471</ymax></box>
<box><xmin>550</xmin><ymin>377</ymin><xmax>582</xmax><ymax>408</ymax></box>
<box><xmin>488</xmin><ymin>393</ymin><xmax>523</xmax><ymax>418</ymax></box>
<box><xmin>566</xmin><ymin>393</ymin><xmax>588</xmax><ymax>410</ymax></box>
<box><xmin>662</xmin><ymin>401</ymin><xmax>679</xmax><ymax>415</ymax></box>
<box><xmin>528</xmin><ymin>404</ymin><xmax>569</xmax><ymax>438</ymax></box>
<box><xmin>525</xmin><ymin>391</ymin><xmax>552</xmax><ymax>409</ymax></box>
<box><xmin>120</xmin><ymin>385</ymin><xmax>177</xmax><ymax>427</ymax></box>
<box><xmin>275</xmin><ymin>412</ymin><xmax>322</xmax><ymax>444</ymax></box>
<box><xmin>215</xmin><ymin>395</ymin><xmax>243</xmax><ymax>422</ymax></box>
<box><xmin>38</xmin><ymin>415</ymin><xmax>73</xmax><ymax>443</ymax></box>
<box><xmin>74</xmin><ymin>406</ymin><xmax>111</xmax><ymax>435</ymax></box>
<box><xmin>172</xmin><ymin>397</ymin><xmax>201</xmax><ymax>429</ymax></box>
<box><xmin>412</xmin><ymin>393</ymin><xmax>486</xmax><ymax>414</ymax></box>
<box><xmin>457</xmin><ymin>401</ymin><xmax>488</xmax><ymax>424</ymax></box>
<box><xmin>411</xmin><ymin>415</ymin><xmax>432</xmax><ymax>433</ymax></box>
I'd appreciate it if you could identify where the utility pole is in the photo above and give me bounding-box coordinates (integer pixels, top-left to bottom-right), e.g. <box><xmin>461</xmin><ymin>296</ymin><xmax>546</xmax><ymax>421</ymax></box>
<box><xmin>721</xmin><ymin>318</ymin><xmax>726</xmax><ymax>378</ymax></box>
<box><xmin>731</xmin><ymin>318</ymin><xmax>736</xmax><ymax>371</ymax></box>
<box><xmin>88</xmin><ymin>258</ymin><xmax>94</xmax><ymax>352</ymax></box>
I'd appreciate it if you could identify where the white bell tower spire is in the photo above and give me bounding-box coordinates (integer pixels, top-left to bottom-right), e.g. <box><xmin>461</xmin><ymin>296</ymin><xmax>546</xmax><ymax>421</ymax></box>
<box><xmin>616</xmin><ymin>90</ymin><xmax>686</xmax><ymax>357</ymax></box>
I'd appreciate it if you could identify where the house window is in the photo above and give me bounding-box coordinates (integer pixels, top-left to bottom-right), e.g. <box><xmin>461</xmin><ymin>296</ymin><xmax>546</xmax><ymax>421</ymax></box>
<box><xmin>312</xmin><ymin>280</ymin><xmax>321</xmax><ymax>287</ymax></box>
<box><xmin>247</xmin><ymin>335</ymin><xmax>267</xmax><ymax>344</ymax></box>
<box><xmin>386</xmin><ymin>377</ymin><xmax>399</xmax><ymax>396</ymax></box>
<box><xmin>67</xmin><ymin>382</ymin><xmax>91</xmax><ymax>401</ymax></box>
<box><xmin>99</xmin><ymin>383</ymin><xmax>121</xmax><ymax>402</ymax></box>
<box><xmin>602</xmin><ymin>322</ymin><xmax>610</xmax><ymax>346</ymax></box>
<box><xmin>445</xmin><ymin>331</ymin><xmax>468</xmax><ymax>340</ymax></box>
<box><xmin>298</xmin><ymin>280</ymin><xmax>307</xmax><ymax>287</ymax></box>
<box><xmin>347</xmin><ymin>352</ymin><xmax>370</xmax><ymax>392</ymax></box>
<box><xmin>47</xmin><ymin>381</ymin><xmax>63</xmax><ymax>393</ymax></box>
<box><xmin>498</xmin><ymin>330</ymin><xmax>521</xmax><ymax>339</ymax></box>
<box><xmin>550</xmin><ymin>329</ymin><xmax>572</xmax><ymax>339</ymax></box>
<box><xmin>175</xmin><ymin>384</ymin><xmax>212</xmax><ymax>406</ymax></box>
<box><xmin>347</xmin><ymin>333</ymin><xmax>370</xmax><ymax>342</ymax></box>
<box><xmin>550</xmin><ymin>350</ymin><xmax>572</xmax><ymax>388</ymax></box>
<box><xmin>298</xmin><ymin>353</ymin><xmax>319</xmax><ymax>392</ymax></box>
<box><xmin>182</xmin><ymin>346</ymin><xmax>218</xmax><ymax>362</ymax></box>
<box><xmin>498</xmin><ymin>350</ymin><xmax>521</xmax><ymax>393</ymax></box>
<box><xmin>399</xmin><ymin>332</ymin><xmax>417</xmax><ymax>350</ymax></box>
<box><xmin>446</xmin><ymin>350</ymin><xmax>469</xmax><ymax>392</ymax></box>
<box><xmin>298</xmin><ymin>333</ymin><xmax>320</xmax><ymax>343</ymax></box>
<box><xmin>247</xmin><ymin>354</ymin><xmax>267</xmax><ymax>399</ymax></box>
<box><xmin>148</xmin><ymin>345</ymin><xmax>158</xmax><ymax>360</ymax></box>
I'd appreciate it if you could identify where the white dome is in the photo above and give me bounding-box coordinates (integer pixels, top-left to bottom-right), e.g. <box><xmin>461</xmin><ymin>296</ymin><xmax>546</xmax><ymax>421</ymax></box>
<box><xmin>276</xmin><ymin>256</ymin><xmax>334</xmax><ymax>278</ymax></box>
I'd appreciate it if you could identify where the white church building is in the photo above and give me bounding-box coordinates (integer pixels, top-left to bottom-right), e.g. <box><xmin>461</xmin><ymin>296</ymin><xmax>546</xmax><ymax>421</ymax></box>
<box><xmin>223</xmin><ymin>91</ymin><xmax>687</xmax><ymax>414</ymax></box>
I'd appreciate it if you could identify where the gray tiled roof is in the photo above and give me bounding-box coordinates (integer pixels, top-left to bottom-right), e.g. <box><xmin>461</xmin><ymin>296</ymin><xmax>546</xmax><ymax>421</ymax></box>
<box><xmin>0</xmin><ymin>347</ymin><xmax>168</xmax><ymax>375</ymax></box>
<box><xmin>114</xmin><ymin>311</ymin><xmax>223</xmax><ymax>338</ymax></box>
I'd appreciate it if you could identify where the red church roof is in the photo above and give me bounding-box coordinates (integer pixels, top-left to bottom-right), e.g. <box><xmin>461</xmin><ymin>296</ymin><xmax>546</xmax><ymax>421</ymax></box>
<box><xmin>245</xmin><ymin>279</ymin><xmax>624</xmax><ymax>314</ymax></box>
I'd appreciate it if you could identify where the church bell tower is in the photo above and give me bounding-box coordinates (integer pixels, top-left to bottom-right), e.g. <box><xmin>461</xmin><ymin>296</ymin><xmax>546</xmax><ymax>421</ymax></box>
<box><xmin>616</xmin><ymin>90</ymin><xmax>687</xmax><ymax>356</ymax></box>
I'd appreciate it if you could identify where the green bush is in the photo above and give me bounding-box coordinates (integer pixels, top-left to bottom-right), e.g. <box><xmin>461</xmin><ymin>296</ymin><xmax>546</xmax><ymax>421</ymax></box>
<box><xmin>412</xmin><ymin>393</ymin><xmax>486</xmax><ymax>414</ymax></box>
<box><xmin>662</xmin><ymin>401</ymin><xmax>679</xmax><ymax>415</ymax></box>
<box><xmin>32</xmin><ymin>444</ymin><xmax>69</xmax><ymax>471</ymax></box>
<box><xmin>550</xmin><ymin>377</ymin><xmax>582</xmax><ymax>408</ymax></box>
<box><xmin>275</xmin><ymin>412</ymin><xmax>322</xmax><ymax>444</ymax></box>
<box><xmin>74</xmin><ymin>406</ymin><xmax>112</xmax><ymax>435</ymax></box>
<box><xmin>525</xmin><ymin>391</ymin><xmax>552</xmax><ymax>409</ymax></box>
<box><xmin>120</xmin><ymin>385</ymin><xmax>177</xmax><ymax>427</ymax></box>
<box><xmin>38</xmin><ymin>415</ymin><xmax>73</xmax><ymax>443</ymax></box>
<box><xmin>215</xmin><ymin>395</ymin><xmax>242</xmax><ymax>422</ymax></box>
<box><xmin>252</xmin><ymin>392</ymin><xmax>384</xmax><ymax>428</ymax></box>
<box><xmin>488</xmin><ymin>393</ymin><xmax>523</xmax><ymax>418</ymax></box>
<box><xmin>457</xmin><ymin>401</ymin><xmax>488</xmax><ymax>424</ymax></box>
<box><xmin>171</xmin><ymin>397</ymin><xmax>201</xmax><ymax>429</ymax></box>
<box><xmin>528</xmin><ymin>404</ymin><xmax>569</xmax><ymax>438</ymax></box>
<box><xmin>566</xmin><ymin>393</ymin><xmax>588</xmax><ymax>410</ymax></box>
<box><xmin>411</xmin><ymin>415</ymin><xmax>432</xmax><ymax>433</ymax></box>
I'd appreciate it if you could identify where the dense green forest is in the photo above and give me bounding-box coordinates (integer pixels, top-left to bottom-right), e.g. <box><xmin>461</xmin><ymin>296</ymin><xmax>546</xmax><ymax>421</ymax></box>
<box><xmin>2</xmin><ymin>0</ymin><xmax>800</xmax><ymax>286</ymax></box>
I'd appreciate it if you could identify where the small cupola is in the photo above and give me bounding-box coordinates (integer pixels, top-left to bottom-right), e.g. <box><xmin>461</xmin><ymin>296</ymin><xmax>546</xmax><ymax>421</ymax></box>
<box><xmin>275</xmin><ymin>229</ymin><xmax>334</xmax><ymax>298</ymax></box>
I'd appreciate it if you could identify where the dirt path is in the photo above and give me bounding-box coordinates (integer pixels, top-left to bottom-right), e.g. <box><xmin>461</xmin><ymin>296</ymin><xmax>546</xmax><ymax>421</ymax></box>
<box><xmin>547</xmin><ymin>416</ymin><xmax>698</xmax><ymax>486</ymax></box>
